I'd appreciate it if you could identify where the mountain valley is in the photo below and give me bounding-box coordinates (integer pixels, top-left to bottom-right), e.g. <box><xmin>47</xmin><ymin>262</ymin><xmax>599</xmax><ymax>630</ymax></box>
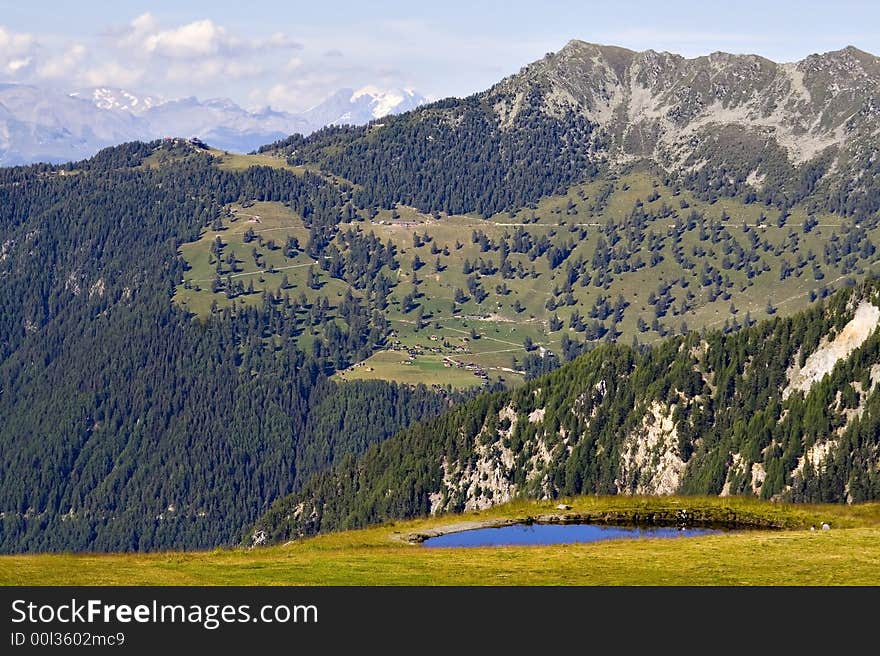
<box><xmin>3</xmin><ymin>41</ymin><xmax>880</xmax><ymax>554</ymax></box>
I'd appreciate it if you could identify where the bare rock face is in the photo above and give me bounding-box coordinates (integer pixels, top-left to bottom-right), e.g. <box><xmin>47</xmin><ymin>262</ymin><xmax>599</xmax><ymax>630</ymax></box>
<box><xmin>784</xmin><ymin>301</ymin><xmax>880</xmax><ymax>399</ymax></box>
<box><xmin>616</xmin><ymin>402</ymin><xmax>687</xmax><ymax>495</ymax></box>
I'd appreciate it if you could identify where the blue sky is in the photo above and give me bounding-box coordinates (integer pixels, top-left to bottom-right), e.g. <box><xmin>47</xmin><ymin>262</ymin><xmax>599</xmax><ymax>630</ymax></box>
<box><xmin>0</xmin><ymin>1</ymin><xmax>878</xmax><ymax>111</ymax></box>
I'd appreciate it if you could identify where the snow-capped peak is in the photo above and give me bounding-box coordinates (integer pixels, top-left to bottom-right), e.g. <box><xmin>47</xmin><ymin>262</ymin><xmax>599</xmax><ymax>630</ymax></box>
<box><xmin>350</xmin><ymin>85</ymin><xmax>426</xmax><ymax>119</ymax></box>
<box><xmin>350</xmin><ymin>85</ymin><xmax>383</xmax><ymax>101</ymax></box>
<box><xmin>70</xmin><ymin>88</ymin><xmax>166</xmax><ymax>115</ymax></box>
<box><xmin>2</xmin><ymin>81</ymin><xmax>427</xmax><ymax>166</ymax></box>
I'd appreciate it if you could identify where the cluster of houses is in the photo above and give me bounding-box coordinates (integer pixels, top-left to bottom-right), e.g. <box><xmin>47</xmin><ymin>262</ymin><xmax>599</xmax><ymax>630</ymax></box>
<box><xmin>388</xmin><ymin>340</ymin><xmax>444</xmax><ymax>358</ymax></box>
<box><xmin>442</xmin><ymin>356</ymin><xmax>490</xmax><ymax>384</ymax></box>
<box><xmin>383</xmin><ymin>338</ymin><xmax>489</xmax><ymax>385</ymax></box>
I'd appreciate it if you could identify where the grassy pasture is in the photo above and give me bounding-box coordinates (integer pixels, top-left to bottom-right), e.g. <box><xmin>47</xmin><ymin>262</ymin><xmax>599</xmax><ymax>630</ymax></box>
<box><xmin>3</xmin><ymin>496</ymin><xmax>878</xmax><ymax>586</ymax></box>
<box><xmin>173</xmin><ymin>166</ymin><xmax>880</xmax><ymax>388</ymax></box>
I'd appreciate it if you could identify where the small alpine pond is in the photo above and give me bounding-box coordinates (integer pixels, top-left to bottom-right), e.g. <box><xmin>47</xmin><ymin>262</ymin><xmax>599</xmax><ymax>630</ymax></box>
<box><xmin>422</xmin><ymin>523</ymin><xmax>721</xmax><ymax>547</ymax></box>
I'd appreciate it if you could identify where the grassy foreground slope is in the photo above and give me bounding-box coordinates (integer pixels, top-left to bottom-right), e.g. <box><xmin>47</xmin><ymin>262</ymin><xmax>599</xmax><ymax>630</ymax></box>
<box><xmin>2</xmin><ymin>497</ymin><xmax>879</xmax><ymax>585</ymax></box>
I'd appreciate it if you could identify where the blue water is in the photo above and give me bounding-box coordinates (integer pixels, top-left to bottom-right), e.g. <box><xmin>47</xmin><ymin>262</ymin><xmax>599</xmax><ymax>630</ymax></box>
<box><xmin>422</xmin><ymin>523</ymin><xmax>719</xmax><ymax>547</ymax></box>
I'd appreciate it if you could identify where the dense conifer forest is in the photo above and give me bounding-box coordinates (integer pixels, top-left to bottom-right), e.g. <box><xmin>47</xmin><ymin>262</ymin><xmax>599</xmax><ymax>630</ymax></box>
<box><xmin>0</xmin><ymin>142</ymin><xmax>460</xmax><ymax>552</ymax></box>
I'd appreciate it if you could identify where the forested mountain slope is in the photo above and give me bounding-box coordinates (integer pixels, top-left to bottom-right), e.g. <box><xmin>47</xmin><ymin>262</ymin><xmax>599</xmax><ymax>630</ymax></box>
<box><xmin>247</xmin><ymin>42</ymin><xmax>880</xmax><ymax>392</ymax></box>
<box><xmin>0</xmin><ymin>141</ymin><xmax>459</xmax><ymax>553</ymax></box>
<box><xmin>253</xmin><ymin>280</ymin><xmax>880</xmax><ymax>543</ymax></box>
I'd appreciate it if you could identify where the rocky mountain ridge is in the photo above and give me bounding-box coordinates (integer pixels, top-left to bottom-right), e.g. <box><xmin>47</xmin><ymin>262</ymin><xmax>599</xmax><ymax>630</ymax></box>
<box><xmin>488</xmin><ymin>41</ymin><xmax>880</xmax><ymax>210</ymax></box>
<box><xmin>494</xmin><ymin>41</ymin><xmax>879</xmax><ymax>162</ymax></box>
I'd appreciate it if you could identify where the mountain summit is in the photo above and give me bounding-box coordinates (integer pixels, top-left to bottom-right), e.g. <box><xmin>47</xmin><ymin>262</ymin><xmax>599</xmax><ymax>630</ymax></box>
<box><xmin>277</xmin><ymin>41</ymin><xmax>880</xmax><ymax>218</ymax></box>
<box><xmin>301</xmin><ymin>86</ymin><xmax>427</xmax><ymax>128</ymax></box>
<box><xmin>495</xmin><ymin>40</ymin><xmax>879</xmax><ymax>159</ymax></box>
<box><xmin>489</xmin><ymin>41</ymin><xmax>880</xmax><ymax>201</ymax></box>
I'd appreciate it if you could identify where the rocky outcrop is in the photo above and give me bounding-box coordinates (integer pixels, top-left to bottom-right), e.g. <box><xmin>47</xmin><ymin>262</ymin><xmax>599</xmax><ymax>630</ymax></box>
<box><xmin>616</xmin><ymin>402</ymin><xmax>687</xmax><ymax>495</ymax></box>
<box><xmin>784</xmin><ymin>301</ymin><xmax>880</xmax><ymax>399</ymax></box>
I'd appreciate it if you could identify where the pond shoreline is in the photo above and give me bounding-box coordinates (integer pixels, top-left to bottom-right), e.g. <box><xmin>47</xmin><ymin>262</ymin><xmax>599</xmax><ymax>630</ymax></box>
<box><xmin>402</xmin><ymin>508</ymin><xmax>786</xmax><ymax>544</ymax></box>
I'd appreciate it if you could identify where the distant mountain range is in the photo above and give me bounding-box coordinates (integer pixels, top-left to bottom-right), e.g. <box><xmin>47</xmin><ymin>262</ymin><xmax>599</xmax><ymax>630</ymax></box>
<box><xmin>0</xmin><ymin>84</ymin><xmax>427</xmax><ymax>165</ymax></box>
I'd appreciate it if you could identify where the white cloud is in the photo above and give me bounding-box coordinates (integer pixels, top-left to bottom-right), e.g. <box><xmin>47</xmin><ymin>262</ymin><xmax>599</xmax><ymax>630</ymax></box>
<box><xmin>117</xmin><ymin>15</ymin><xmax>301</xmax><ymax>60</ymax></box>
<box><xmin>82</xmin><ymin>62</ymin><xmax>144</xmax><ymax>88</ymax></box>
<box><xmin>266</xmin><ymin>70</ymin><xmax>350</xmax><ymax>111</ymax></box>
<box><xmin>266</xmin><ymin>32</ymin><xmax>302</xmax><ymax>50</ymax></box>
<box><xmin>0</xmin><ymin>25</ymin><xmax>37</xmax><ymax>76</ymax></box>
<box><xmin>3</xmin><ymin>14</ymin><xmax>311</xmax><ymax>93</ymax></box>
<box><xmin>90</xmin><ymin>14</ymin><xmax>303</xmax><ymax>92</ymax></box>
<box><xmin>224</xmin><ymin>61</ymin><xmax>264</xmax><ymax>78</ymax></box>
<box><xmin>166</xmin><ymin>58</ymin><xmax>263</xmax><ymax>83</ymax></box>
<box><xmin>37</xmin><ymin>44</ymin><xmax>87</xmax><ymax>79</ymax></box>
<box><xmin>267</xmin><ymin>81</ymin><xmax>315</xmax><ymax>112</ymax></box>
<box><xmin>144</xmin><ymin>19</ymin><xmax>235</xmax><ymax>59</ymax></box>
<box><xmin>115</xmin><ymin>13</ymin><xmax>159</xmax><ymax>50</ymax></box>
<box><xmin>266</xmin><ymin>82</ymin><xmax>295</xmax><ymax>107</ymax></box>
<box><xmin>0</xmin><ymin>25</ymin><xmax>35</xmax><ymax>55</ymax></box>
<box><xmin>131</xmin><ymin>13</ymin><xmax>159</xmax><ymax>34</ymax></box>
<box><xmin>7</xmin><ymin>57</ymin><xmax>31</xmax><ymax>74</ymax></box>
